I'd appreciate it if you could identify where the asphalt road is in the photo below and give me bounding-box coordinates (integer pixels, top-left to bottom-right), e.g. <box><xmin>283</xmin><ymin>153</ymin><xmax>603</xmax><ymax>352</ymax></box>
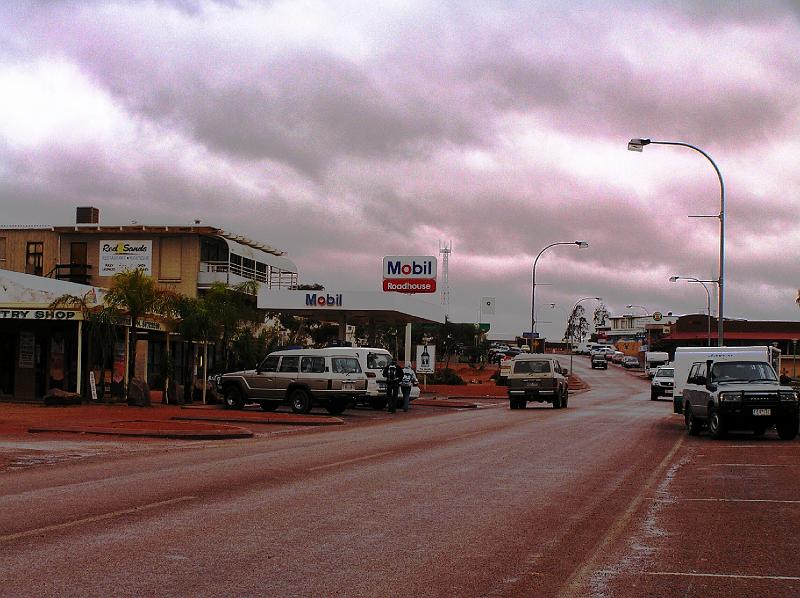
<box><xmin>1</xmin><ymin>358</ymin><xmax>798</xmax><ymax>597</ymax></box>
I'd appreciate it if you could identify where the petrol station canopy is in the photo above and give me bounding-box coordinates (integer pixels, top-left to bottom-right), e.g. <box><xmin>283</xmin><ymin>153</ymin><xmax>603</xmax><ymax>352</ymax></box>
<box><xmin>257</xmin><ymin>289</ymin><xmax>445</xmax><ymax>326</ymax></box>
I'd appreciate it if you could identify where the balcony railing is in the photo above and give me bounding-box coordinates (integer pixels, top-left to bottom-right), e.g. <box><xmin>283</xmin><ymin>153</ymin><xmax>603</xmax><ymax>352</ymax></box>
<box><xmin>50</xmin><ymin>263</ymin><xmax>93</xmax><ymax>285</ymax></box>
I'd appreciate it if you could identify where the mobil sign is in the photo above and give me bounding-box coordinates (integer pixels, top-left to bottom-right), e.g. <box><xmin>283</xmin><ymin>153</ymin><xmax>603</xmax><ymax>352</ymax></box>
<box><xmin>382</xmin><ymin>256</ymin><xmax>437</xmax><ymax>293</ymax></box>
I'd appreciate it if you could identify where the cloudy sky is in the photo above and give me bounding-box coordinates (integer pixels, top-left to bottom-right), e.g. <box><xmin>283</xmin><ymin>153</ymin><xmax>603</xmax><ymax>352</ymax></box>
<box><xmin>1</xmin><ymin>0</ymin><xmax>799</xmax><ymax>340</ymax></box>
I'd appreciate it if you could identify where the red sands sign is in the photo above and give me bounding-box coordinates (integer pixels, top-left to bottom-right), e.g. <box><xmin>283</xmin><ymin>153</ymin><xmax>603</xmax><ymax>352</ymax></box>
<box><xmin>382</xmin><ymin>279</ymin><xmax>437</xmax><ymax>293</ymax></box>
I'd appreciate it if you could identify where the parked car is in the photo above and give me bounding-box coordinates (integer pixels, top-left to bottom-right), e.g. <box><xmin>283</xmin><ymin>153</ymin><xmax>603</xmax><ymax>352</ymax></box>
<box><xmin>216</xmin><ymin>348</ymin><xmax>368</xmax><ymax>414</ymax></box>
<box><xmin>506</xmin><ymin>354</ymin><xmax>569</xmax><ymax>409</ymax></box>
<box><xmin>651</xmin><ymin>366</ymin><xmax>674</xmax><ymax>400</ymax></box>
<box><xmin>591</xmin><ymin>354</ymin><xmax>608</xmax><ymax>369</ymax></box>
<box><xmin>611</xmin><ymin>351</ymin><xmax>626</xmax><ymax>364</ymax></box>
<box><xmin>622</xmin><ymin>356</ymin><xmax>640</xmax><ymax>369</ymax></box>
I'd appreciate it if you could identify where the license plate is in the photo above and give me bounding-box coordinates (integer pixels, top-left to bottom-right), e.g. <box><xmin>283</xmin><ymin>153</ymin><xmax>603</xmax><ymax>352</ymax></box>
<box><xmin>753</xmin><ymin>408</ymin><xmax>771</xmax><ymax>416</ymax></box>
<box><xmin>526</xmin><ymin>380</ymin><xmax>540</xmax><ymax>387</ymax></box>
<box><xmin>378</xmin><ymin>383</ymin><xmax>386</xmax><ymax>390</ymax></box>
<box><xmin>665</xmin><ymin>390</ymin><xmax>673</xmax><ymax>396</ymax></box>
<box><xmin>342</xmin><ymin>382</ymin><xmax>354</xmax><ymax>391</ymax></box>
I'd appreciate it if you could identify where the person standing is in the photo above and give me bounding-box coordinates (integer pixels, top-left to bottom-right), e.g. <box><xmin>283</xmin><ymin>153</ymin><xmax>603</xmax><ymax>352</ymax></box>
<box><xmin>400</xmin><ymin>362</ymin><xmax>418</xmax><ymax>412</ymax></box>
<box><xmin>382</xmin><ymin>358</ymin><xmax>403</xmax><ymax>413</ymax></box>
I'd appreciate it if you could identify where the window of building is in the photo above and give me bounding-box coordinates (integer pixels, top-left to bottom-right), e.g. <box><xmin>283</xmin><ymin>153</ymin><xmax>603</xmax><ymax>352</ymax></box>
<box><xmin>256</xmin><ymin>262</ymin><xmax>267</xmax><ymax>282</ymax></box>
<box><xmin>0</xmin><ymin>237</ymin><xmax>6</xmax><ymax>261</ymax></box>
<box><xmin>25</xmin><ymin>242</ymin><xmax>43</xmax><ymax>276</ymax></box>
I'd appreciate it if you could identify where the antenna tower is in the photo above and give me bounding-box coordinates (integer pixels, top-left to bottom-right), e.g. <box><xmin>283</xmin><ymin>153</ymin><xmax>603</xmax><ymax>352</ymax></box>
<box><xmin>439</xmin><ymin>240</ymin><xmax>452</xmax><ymax>320</ymax></box>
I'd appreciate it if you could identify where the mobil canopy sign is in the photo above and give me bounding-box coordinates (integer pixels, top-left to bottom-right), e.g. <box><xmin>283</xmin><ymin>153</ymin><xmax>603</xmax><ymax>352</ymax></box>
<box><xmin>382</xmin><ymin>256</ymin><xmax>437</xmax><ymax>293</ymax></box>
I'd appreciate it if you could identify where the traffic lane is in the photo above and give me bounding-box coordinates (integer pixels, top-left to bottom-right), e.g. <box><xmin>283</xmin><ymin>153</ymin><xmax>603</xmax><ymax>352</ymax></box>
<box><xmin>598</xmin><ymin>432</ymin><xmax>800</xmax><ymax>597</ymax></box>
<box><xmin>0</xmin><ymin>374</ymin><xmax>682</xmax><ymax>596</ymax></box>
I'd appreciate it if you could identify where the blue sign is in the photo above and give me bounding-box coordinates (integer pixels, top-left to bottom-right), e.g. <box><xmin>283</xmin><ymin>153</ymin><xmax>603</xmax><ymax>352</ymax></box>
<box><xmin>522</xmin><ymin>332</ymin><xmax>539</xmax><ymax>339</ymax></box>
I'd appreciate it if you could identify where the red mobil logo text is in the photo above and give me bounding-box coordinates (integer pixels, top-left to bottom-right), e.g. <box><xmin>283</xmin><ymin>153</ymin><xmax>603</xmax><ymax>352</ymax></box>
<box><xmin>382</xmin><ymin>279</ymin><xmax>437</xmax><ymax>293</ymax></box>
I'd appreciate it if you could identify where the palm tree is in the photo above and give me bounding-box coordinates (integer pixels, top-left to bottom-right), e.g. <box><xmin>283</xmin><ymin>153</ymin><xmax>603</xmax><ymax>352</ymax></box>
<box><xmin>49</xmin><ymin>291</ymin><xmax>118</xmax><ymax>400</ymax></box>
<box><xmin>203</xmin><ymin>280</ymin><xmax>260</xmax><ymax>371</ymax></box>
<box><xmin>174</xmin><ymin>295</ymin><xmax>215</xmax><ymax>403</ymax></box>
<box><xmin>104</xmin><ymin>269</ymin><xmax>177</xmax><ymax>395</ymax></box>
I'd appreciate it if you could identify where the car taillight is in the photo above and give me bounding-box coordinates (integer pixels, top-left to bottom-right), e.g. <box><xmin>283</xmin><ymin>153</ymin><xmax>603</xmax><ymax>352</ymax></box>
<box><xmin>366</xmin><ymin>372</ymin><xmax>377</xmax><ymax>378</ymax></box>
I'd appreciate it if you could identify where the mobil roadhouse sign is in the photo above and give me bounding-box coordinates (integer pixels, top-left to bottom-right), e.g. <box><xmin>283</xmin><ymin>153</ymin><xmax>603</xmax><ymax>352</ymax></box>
<box><xmin>382</xmin><ymin>256</ymin><xmax>437</xmax><ymax>294</ymax></box>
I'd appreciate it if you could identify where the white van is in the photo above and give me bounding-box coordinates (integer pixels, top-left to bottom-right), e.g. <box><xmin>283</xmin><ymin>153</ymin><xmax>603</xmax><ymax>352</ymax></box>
<box><xmin>644</xmin><ymin>351</ymin><xmax>670</xmax><ymax>378</ymax></box>
<box><xmin>672</xmin><ymin>346</ymin><xmax>781</xmax><ymax>414</ymax></box>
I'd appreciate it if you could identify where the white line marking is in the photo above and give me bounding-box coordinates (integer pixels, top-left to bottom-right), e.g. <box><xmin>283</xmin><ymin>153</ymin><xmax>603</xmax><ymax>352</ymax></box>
<box><xmin>654</xmin><ymin>498</ymin><xmax>800</xmax><ymax>504</ymax></box>
<box><xmin>448</xmin><ymin>431</ymin><xmax>483</xmax><ymax>441</ymax></box>
<box><xmin>560</xmin><ymin>435</ymin><xmax>685</xmax><ymax>596</ymax></box>
<box><xmin>0</xmin><ymin>496</ymin><xmax>197</xmax><ymax>543</ymax></box>
<box><xmin>709</xmin><ymin>463</ymin><xmax>799</xmax><ymax>467</ymax></box>
<box><xmin>644</xmin><ymin>571</ymin><xmax>800</xmax><ymax>581</ymax></box>
<box><xmin>307</xmin><ymin>451</ymin><xmax>394</xmax><ymax>472</ymax></box>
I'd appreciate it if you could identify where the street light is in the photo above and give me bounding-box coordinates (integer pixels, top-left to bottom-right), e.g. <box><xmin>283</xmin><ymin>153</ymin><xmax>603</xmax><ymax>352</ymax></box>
<box><xmin>569</xmin><ymin>296</ymin><xmax>602</xmax><ymax>373</ymax></box>
<box><xmin>670</xmin><ymin>276</ymin><xmax>714</xmax><ymax>346</ymax></box>
<box><xmin>626</xmin><ymin>304</ymin><xmax>651</xmax><ymax>349</ymax></box>
<box><xmin>531</xmin><ymin>241</ymin><xmax>589</xmax><ymax>345</ymax></box>
<box><xmin>628</xmin><ymin>138</ymin><xmax>725</xmax><ymax>346</ymax></box>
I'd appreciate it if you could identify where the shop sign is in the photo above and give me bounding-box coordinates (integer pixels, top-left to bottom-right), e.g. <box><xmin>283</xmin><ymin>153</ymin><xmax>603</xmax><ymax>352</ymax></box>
<box><xmin>18</xmin><ymin>332</ymin><xmax>35</xmax><ymax>368</ymax></box>
<box><xmin>99</xmin><ymin>240</ymin><xmax>152</xmax><ymax>275</ymax></box>
<box><xmin>382</xmin><ymin>256</ymin><xmax>437</xmax><ymax>294</ymax></box>
<box><xmin>416</xmin><ymin>344</ymin><xmax>436</xmax><ymax>373</ymax></box>
<box><xmin>0</xmin><ymin>309</ymin><xmax>79</xmax><ymax>320</ymax></box>
<box><xmin>305</xmin><ymin>293</ymin><xmax>343</xmax><ymax>307</ymax></box>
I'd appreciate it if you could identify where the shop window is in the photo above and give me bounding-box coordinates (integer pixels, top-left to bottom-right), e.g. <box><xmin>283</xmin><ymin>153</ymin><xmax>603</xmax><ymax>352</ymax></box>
<box><xmin>25</xmin><ymin>241</ymin><xmax>43</xmax><ymax>276</ymax></box>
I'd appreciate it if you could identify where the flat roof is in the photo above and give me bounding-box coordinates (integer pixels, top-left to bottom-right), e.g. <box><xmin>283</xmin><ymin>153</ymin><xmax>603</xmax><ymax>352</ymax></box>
<box><xmin>258</xmin><ymin>289</ymin><xmax>445</xmax><ymax>325</ymax></box>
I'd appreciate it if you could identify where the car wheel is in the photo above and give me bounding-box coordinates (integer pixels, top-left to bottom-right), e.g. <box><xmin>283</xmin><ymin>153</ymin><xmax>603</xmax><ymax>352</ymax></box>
<box><xmin>508</xmin><ymin>399</ymin><xmax>517</xmax><ymax>409</ymax></box>
<box><xmin>752</xmin><ymin>425</ymin><xmax>767</xmax><ymax>437</ymax></box>
<box><xmin>224</xmin><ymin>386</ymin><xmax>245</xmax><ymax>410</ymax></box>
<box><xmin>650</xmin><ymin>389</ymin><xmax>658</xmax><ymax>401</ymax></box>
<box><xmin>259</xmin><ymin>402</ymin><xmax>279</xmax><ymax>412</ymax></box>
<box><xmin>562</xmin><ymin>389</ymin><xmax>569</xmax><ymax>408</ymax></box>
<box><xmin>776</xmin><ymin>417</ymin><xmax>799</xmax><ymax>441</ymax></box>
<box><xmin>289</xmin><ymin>388</ymin><xmax>313</xmax><ymax>414</ymax></box>
<box><xmin>325</xmin><ymin>399</ymin><xmax>348</xmax><ymax>415</ymax></box>
<box><xmin>708</xmin><ymin>406</ymin><xmax>727</xmax><ymax>440</ymax></box>
<box><xmin>684</xmin><ymin>404</ymin><xmax>701</xmax><ymax>436</ymax></box>
<box><xmin>369</xmin><ymin>398</ymin><xmax>387</xmax><ymax>410</ymax></box>
<box><xmin>552</xmin><ymin>394</ymin><xmax>561</xmax><ymax>409</ymax></box>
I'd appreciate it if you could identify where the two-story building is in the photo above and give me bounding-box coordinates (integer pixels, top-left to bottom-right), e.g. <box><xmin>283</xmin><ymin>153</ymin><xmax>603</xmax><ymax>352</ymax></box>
<box><xmin>0</xmin><ymin>207</ymin><xmax>298</xmax><ymax>401</ymax></box>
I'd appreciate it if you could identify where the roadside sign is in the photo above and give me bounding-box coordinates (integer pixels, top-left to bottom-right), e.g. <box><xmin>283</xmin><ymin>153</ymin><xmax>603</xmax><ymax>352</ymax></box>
<box><xmin>416</xmin><ymin>344</ymin><xmax>436</xmax><ymax>374</ymax></box>
<box><xmin>652</xmin><ymin>311</ymin><xmax>663</xmax><ymax>321</ymax></box>
<box><xmin>522</xmin><ymin>332</ymin><xmax>539</xmax><ymax>339</ymax></box>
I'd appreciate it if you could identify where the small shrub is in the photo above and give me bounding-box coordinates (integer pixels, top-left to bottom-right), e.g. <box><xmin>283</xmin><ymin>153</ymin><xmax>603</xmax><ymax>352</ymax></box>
<box><xmin>429</xmin><ymin>368</ymin><xmax>467</xmax><ymax>385</ymax></box>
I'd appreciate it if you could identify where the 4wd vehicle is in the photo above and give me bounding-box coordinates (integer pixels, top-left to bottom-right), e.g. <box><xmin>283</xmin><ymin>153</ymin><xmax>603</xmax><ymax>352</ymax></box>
<box><xmin>216</xmin><ymin>348</ymin><xmax>367</xmax><ymax>415</ymax></box>
<box><xmin>682</xmin><ymin>359</ymin><xmax>799</xmax><ymax>440</ymax></box>
<box><xmin>506</xmin><ymin>354</ymin><xmax>569</xmax><ymax>409</ymax></box>
<box><xmin>621</xmin><ymin>356</ymin><xmax>640</xmax><ymax>369</ymax></box>
<box><xmin>591</xmin><ymin>354</ymin><xmax>608</xmax><ymax>369</ymax></box>
<box><xmin>650</xmin><ymin>366</ymin><xmax>674</xmax><ymax>401</ymax></box>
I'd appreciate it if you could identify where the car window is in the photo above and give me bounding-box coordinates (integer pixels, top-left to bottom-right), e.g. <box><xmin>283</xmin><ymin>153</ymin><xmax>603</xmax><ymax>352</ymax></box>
<box><xmin>279</xmin><ymin>356</ymin><xmax>299</xmax><ymax>373</ymax></box>
<box><xmin>513</xmin><ymin>360</ymin><xmax>551</xmax><ymax>374</ymax></box>
<box><xmin>332</xmin><ymin>357</ymin><xmax>362</xmax><ymax>374</ymax></box>
<box><xmin>657</xmin><ymin>368</ymin><xmax>674</xmax><ymax>378</ymax></box>
<box><xmin>367</xmin><ymin>352</ymin><xmax>390</xmax><ymax>369</ymax></box>
<box><xmin>712</xmin><ymin>361</ymin><xmax>776</xmax><ymax>383</ymax></box>
<box><xmin>259</xmin><ymin>355</ymin><xmax>279</xmax><ymax>372</ymax></box>
<box><xmin>301</xmin><ymin>356</ymin><xmax>325</xmax><ymax>373</ymax></box>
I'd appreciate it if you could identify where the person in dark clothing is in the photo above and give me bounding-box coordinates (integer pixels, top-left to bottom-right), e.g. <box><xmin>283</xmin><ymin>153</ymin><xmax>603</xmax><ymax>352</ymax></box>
<box><xmin>382</xmin><ymin>359</ymin><xmax>403</xmax><ymax>413</ymax></box>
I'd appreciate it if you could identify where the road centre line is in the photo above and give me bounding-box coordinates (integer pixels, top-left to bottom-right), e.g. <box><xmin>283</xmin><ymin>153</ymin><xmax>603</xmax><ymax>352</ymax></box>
<box><xmin>0</xmin><ymin>496</ymin><xmax>197</xmax><ymax>543</ymax></box>
<box><xmin>307</xmin><ymin>451</ymin><xmax>394</xmax><ymax>472</ymax></box>
<box><xmin>643</xmin><ymin>571</ymin><xmax>800</xmax><ymax>582</ymax></box>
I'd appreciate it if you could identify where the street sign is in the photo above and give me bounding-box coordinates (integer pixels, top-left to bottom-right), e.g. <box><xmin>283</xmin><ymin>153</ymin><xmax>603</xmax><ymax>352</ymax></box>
<box><xmin>652</xmin><ymin>311</ymin><xmax>663</xmax><ymax>321</ymax></box>
<box><xmin>522</xmin><ymin>332</ymin><xmax>539</xmax><ymax>339</ymax></box>
<box><xmin>478</xmin><ymin>323</ymin><xmax>490</xmax><ymax>332</ymax></box>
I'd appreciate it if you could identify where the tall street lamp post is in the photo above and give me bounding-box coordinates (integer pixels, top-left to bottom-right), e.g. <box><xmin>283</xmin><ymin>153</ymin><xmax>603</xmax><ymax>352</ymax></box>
<box><xmin>530</xmin><ymin>241</ymin><xmax>589</xmax><ymax>346</ymax></box>
<box><xmin>626</xmin><ymin>304</ymin><xmax>651</xmax><ymax>349</ymax></box>
<box><xmin>628</xmin><ymin>138</ymin><xmax>725</xmax><ymax>346</ymax></box>
<box><xmin>569</xmin><ymin>296</ymin><xmax>602</xmax><ymax>374</ymax></box>
<box><xmin>670</xmin><ymin>276</ymin><xmax>714</xmax><ymax>346</ymax></box>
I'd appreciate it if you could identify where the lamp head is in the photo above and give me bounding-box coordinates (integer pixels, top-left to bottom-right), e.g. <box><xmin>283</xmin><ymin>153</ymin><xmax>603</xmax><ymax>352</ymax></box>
<box><xmin>575</xmin><ymin>240</ymin><xmax>589</xmax><ymax>248</ymax></box>
<box><xmin>625</xmin><ymin>304</ymin><xmax>634</xmax><ymax>308</ymax></box>
<box><xmin>669</xmin><ymin>276</ymin><xmax>679</xmax><ymax>282</ymax></box>
<box><xmin>627</xmin><ymin>138</ymin><xmax>651</xmax><ymax>152</ymax></box>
